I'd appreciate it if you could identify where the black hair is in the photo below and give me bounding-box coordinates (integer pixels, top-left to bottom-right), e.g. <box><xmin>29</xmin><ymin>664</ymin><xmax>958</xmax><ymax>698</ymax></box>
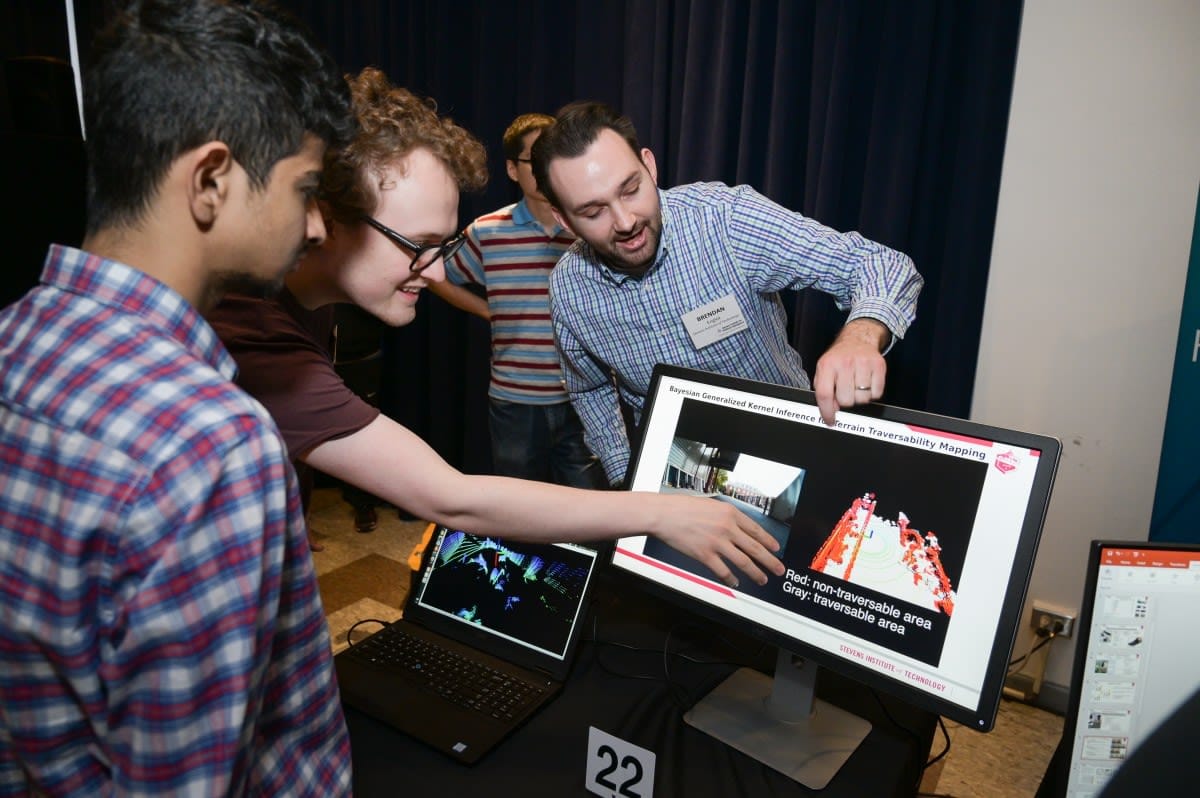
<box><xmin>530</xmin><ymin>101</ymin><xmax>640</xmax><ymax>209</ymax></box>
<box><xmin>82</xmin><ymin>0</ymin><xmax>355</xmax><ymax>235</ymax></box>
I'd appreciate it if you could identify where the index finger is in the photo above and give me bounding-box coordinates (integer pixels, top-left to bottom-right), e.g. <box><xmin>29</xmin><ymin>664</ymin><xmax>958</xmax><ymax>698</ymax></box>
<box><xmin>812</xmin><ymin>364</ymin><xmax>841</xmax><ymax>426</ymax></box>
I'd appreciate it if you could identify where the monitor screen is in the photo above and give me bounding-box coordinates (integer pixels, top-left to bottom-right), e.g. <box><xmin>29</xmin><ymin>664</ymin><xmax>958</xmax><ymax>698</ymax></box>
<box><xmin>611</xmin><ymin>365</ymin><xmax>1061</xmax><ymax>786</ymax></box>
<box><xmin>1061</xmin><ymin>540</ymin><xmax>1200</xmax><ymax>796</ymax></box>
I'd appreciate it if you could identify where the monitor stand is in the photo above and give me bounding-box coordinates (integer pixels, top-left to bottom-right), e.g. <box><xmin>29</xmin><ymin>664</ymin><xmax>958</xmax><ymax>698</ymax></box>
<box><xmin>683</xmin><ymin>648</ymin><xmax>872</xmax><ymax>789</ymax></box>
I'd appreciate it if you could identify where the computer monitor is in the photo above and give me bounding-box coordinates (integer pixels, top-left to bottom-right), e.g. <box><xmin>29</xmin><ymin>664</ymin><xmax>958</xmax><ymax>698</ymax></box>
<box><xmin>611</xmin><ymin>365</ymin><xmax>1061</xmax><ymax>788</ymax></box>
<box><xmin>1059</xmin><ymin>540</ymin><xmax>1200</xmax><ymax>796</ymax></box>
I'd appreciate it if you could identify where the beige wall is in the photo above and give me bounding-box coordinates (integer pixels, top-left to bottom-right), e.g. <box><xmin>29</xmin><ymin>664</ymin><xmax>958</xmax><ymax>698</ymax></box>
<box><xmin>975</xmin><ymin>0</ymin><xmax>1200</xmax><ymax>702</ymax></box>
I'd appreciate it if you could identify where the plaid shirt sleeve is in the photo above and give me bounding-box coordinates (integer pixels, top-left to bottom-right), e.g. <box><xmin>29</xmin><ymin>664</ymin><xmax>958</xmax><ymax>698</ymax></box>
<box><xmin>2</xmin><ymin>248</ymin><xmax>351</xmax><ymax>796</ymax></box>
<box><xmin>725</xmin><ymin>184</ymin><xmax>922</xmax><ymax>341</ymax></box>
<box><xmin>549</xmin><ymin>264</ymin><xmax>632</xmax><ymax>485</ymax></box>
<box><xmin>1</xmin><ymin>412</ymin><xmax>349</xmax><ymax>797</ymax></box>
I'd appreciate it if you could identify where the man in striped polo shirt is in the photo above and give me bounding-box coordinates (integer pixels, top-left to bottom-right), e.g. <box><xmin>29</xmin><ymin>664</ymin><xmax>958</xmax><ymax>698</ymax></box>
<box><xmin>433</xmin><ymin>114</ymin><xmax>605</xmax><ymax>489</ymax></box>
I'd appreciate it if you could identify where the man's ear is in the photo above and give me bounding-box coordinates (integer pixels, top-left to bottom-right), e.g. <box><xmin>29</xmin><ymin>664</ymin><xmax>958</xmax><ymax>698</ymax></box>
<box><xmin>550</xmin><ymin>205</ymin><xmax>575</xmax><ymax>236</ymax></box>
<box><xmin>505</xmin><ymin>159</ymin><xmax>520</xmax><ymax>184</ymax></box>
<box><xmin>187</xmin><ymin>142</ymin><xmax>234</xmax><ymax>228</ymax></box>
<box><xmin>640</xmin><ymin>148</ymin><xmax>658</xmax><ymax>185</ymax></box>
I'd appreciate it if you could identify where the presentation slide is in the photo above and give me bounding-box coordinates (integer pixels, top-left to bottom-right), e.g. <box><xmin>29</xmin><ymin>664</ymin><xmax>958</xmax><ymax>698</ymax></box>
<box><xmin>616</xmin><ymin>375</ymin><xmax>1046</xmax><ymax>711</ymax></box>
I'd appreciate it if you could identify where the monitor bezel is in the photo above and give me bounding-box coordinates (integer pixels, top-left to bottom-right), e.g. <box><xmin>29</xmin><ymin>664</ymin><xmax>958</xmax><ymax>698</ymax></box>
<box><xmin>1058</xmin><ymin>538</ymin><xmax>1200</xmax><ymax>794</ymax></box>
<box><xmin>611</xmin><ymin>363</ymin><xmax>1062</xmax><ymax>730</ymax></box>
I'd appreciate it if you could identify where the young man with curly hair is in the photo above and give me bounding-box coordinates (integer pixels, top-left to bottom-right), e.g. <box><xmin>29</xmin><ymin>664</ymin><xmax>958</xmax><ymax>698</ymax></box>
<box><xmin>210</xmin><ymin>69</ymin><xmax>785</xmax><ymax>588</ymax></box>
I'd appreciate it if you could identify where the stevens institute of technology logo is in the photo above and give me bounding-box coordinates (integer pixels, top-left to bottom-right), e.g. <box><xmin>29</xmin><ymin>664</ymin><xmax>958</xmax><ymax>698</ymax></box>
<box><xmin>994</xmin><ymin>449</ymin><xmax>1020</xmax><ymax>474</ymax></box>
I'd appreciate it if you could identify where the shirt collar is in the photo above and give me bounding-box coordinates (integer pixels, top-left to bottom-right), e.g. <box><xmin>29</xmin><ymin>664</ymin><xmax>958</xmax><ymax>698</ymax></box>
<box><xmin>655</xmin><ymin>188</ymin><xmax>671</xmax><ymax>263</ymax></box>
<box><xmin>41</xmin><ymin>244</ymin><xmax>238</xmax><ymax>380</ymax></box>
<box><xmin>512</xmin><ymin>197</ymin><xmax>565</xmax><ymax>236</ymax></box>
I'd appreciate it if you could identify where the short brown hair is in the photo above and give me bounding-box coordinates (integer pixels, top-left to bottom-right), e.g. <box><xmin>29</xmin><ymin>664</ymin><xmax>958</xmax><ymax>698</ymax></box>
<box><xmin>502</xmin><ymin>113</ymin><xmax>555</xmax><ymax>162</ymax></box>
<box><xmin>530</xmin><ymin>101</ymin><xmax>640</xmax><ymax>209</ymax></box>
<box><xmin>320</xmin><ymin>67</ymin><xmax>488</xmax><ymax>224</ymax></box>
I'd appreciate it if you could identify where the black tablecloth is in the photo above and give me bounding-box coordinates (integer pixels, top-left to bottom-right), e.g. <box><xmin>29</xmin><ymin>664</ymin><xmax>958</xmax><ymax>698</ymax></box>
<box><xmin>346</xmin><ymin>585</ymin><xmax>936</xmax><ymax>797</ymax></box>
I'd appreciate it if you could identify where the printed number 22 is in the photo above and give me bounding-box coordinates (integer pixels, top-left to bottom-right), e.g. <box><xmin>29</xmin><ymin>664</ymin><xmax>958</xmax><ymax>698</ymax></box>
<box><xmin>594</xmin><ymin>744</ymin><xmax>642</xmax><ymax>797</ymax></box>
<box><xmin>585</xmin><ymin>727</ymin><xmax>656</xmax><ymax>798</ymax></box>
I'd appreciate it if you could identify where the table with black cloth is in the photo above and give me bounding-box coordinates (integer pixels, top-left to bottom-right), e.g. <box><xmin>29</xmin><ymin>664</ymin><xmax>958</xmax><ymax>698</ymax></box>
<box><xmin>345</xmin><ymin>579</ymin><xmax>937</xmax><ymax>797</ymax></box>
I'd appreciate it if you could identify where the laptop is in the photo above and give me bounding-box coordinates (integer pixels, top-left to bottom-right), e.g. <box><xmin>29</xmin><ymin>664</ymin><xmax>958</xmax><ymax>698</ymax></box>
<box><xmin>334</xmin><ymin>524</ymin><xmax>600</xmax><ymax>764</ymax></box>
<box><xmin>1053</xmin><ymin>539</ymin><xmax>1200</xmax><ymax>796</ymax></box>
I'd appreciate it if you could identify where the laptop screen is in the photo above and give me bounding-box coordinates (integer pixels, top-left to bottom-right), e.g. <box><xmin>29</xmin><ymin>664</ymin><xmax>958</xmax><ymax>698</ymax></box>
<box><xmin>1062</xmin><ymin>540</ymin><xmax>1200</xmax><ymax>795</ymax></box>
<box><xmin>410</xmin><ymin>527</ymin><xmax>599</xmax><ymax>662</ymax></box>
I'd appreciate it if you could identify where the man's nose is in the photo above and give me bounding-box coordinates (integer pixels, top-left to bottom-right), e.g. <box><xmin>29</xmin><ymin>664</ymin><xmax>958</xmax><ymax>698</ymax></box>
<box><xmin>305</xmin><ymin>200</ymin><xmax>327</xmax><ymax>246</ymax></box>
<box><xmin>422</xmin><ymin>255</ymin><xmax>446</xmax><ymax>283</ymax></box>
<box><xmin>611</xmin><ymin>201</ymin><xmax>636</xmax><ymax>232</ymax></box>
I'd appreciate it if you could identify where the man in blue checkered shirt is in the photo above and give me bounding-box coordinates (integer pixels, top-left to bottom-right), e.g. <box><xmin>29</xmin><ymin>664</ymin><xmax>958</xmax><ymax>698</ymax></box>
<box><xmin>532</xmin><ymin>102</ymin><xmax>924</xmax><ymax>486</ymax></box>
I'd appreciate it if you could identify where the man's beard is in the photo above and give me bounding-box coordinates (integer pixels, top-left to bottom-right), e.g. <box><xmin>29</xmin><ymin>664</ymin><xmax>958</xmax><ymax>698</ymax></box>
<box><xmin>212</xmin><ymin>242</ymin><xmax>306</xmax><ymax>301</ymax></box>
<box><xmin>596</xmin><ymin>215</ymin><xmax>662</xmax><ymax>277</ymax></box>
<box><xmin>214</xmin><ymin>271</ymin><xmax>287</xmax><ymax>299</ymax></box>
<box><xmin>201</xmin><ymin>268</ymin><xmax>290</xmax><ymax>313</ymax></box>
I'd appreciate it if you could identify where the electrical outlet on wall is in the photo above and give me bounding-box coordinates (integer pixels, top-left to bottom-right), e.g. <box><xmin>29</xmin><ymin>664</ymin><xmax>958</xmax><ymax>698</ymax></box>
<box><xmin>1030</xmin><ymin>601</ymin><xmax>1076</xmax><ymax>638</ymax></box>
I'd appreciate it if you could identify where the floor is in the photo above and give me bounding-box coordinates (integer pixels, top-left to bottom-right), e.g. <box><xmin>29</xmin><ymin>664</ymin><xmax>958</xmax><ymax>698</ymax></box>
<box><xmin>308</xmin><ymin>486</ymin><xmax>1065</xmax><ymax>797</ymax></box>
<box><xmin>308</xmin><ymin>487</ymin><xmax>425</xmax><ymax>656</ymax></box>
<box><xmin>919</xmin><ymin>702</ymin><xmax>1062</xmax><ymax>797</ymax></box>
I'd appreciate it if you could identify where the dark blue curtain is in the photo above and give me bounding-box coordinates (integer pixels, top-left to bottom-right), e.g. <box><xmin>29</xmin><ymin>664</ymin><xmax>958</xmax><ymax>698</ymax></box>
<box><xmin>5</xmin><ymin>0</ymin><xmax>1022</xmax><ymax>474</ymax></box>
<box><xmin>287</xmin><ymin>1</ymin><xmax>1026</xmax><ymax>474</ymax></box>
<box><xmin>1</xmin><ymin>0</ymin><xmax>89</xmax><ymax>310</ymax></box>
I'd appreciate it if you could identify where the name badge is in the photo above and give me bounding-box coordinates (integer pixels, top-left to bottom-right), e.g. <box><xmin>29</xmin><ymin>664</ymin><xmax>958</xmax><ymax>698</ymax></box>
<box><xmin>682</xmin><ymin>293</ymin><xmax>748</xmax><ymax>349</ymax></box>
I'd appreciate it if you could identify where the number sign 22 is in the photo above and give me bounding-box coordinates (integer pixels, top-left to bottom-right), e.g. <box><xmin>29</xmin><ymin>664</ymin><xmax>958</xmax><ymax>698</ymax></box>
<box><xmin>585</xmin><ymin>726</ymin><xmax>656</xmax><ymax>798</ymax></box>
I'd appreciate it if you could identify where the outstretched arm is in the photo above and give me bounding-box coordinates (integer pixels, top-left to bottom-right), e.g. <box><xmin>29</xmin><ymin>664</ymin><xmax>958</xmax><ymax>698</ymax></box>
<box><xmin>304</xmin><ymin>415</ymin><xmax>785</xmax><ymax>587</ymax></box>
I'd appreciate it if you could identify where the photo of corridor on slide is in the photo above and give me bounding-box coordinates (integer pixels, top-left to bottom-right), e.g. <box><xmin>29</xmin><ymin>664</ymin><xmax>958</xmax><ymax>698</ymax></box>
<box><xmin>642</xmin><ymin>437</ymin><xmax>802</xmax><ymax>587</ymax></box>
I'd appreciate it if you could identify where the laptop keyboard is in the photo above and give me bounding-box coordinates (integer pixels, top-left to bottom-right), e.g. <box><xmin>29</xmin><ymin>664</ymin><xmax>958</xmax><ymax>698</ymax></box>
<box><xmin>346</xmin><ymin>625</ymin><xmax>547</xmax><ymax>720</ymax></box>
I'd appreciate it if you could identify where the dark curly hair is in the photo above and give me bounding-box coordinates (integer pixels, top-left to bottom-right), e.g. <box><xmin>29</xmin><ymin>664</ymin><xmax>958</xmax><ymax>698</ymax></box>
<box><xmin>320</xmin><ymin>67</ymin><xmax>488</xmax><ymax>224</ymax></box>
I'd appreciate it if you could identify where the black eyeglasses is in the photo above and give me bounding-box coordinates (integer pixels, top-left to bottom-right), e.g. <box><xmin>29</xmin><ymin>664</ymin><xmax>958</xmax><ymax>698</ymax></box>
<box><xmin>360</xmin><ymin>215</ymin><xmax>466</xmax><ymax>273</ymax></box>
<box><xmin>515</xmin><ymin>157</ymin><xmax>532</xmax><ymax>164</ymax></box>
